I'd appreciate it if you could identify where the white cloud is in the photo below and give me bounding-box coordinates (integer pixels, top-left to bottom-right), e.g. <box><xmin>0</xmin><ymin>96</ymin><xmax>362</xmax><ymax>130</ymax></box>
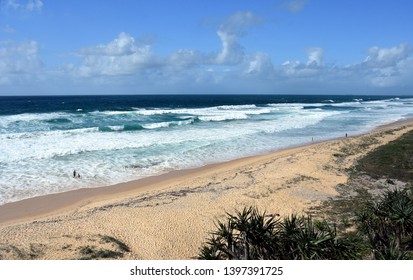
<box><xmin>0</xmin><ymin>40</ymin><xmax>42</xmax><ymax>84</ymax></box>
<box><xmin>74</xmin><ymin>12</ymin><xmax>263</xmax><ymax>80</ymax></box>
<box><xmin>216</xmin><ymin>30</ymin><xmax>244</xmax><ymax>64</ymax></box>
<box><xmin>282</xmin><ymin>0</ymin><xmax>308</xmax><ymax>13</ymax></box>
<box><xmin>26</xmin><ymin>0</ymin><xmax>43</xmax><ymax>12</ymax></box>
<box><xmin>306</xmin><ymin>47</ymin><xmax>323</xmax><ymax>67</ymax></box>
<box><xmin>166</xmin><ymin>49</ymin><xmax>203</xmax><ymax>71</ymax></box>
<box><xmin>280</xmin><ymin>47</ymin><xmax>324</xmax><ymax>78</ymax></box>
<box><xmin>281</xmin><ymin>60</ymin><xmax>301</xmax><ymax>75</ymax></box>
<box><xmin>365</xmin><ymin>43</ymin><xmax>412</xmax><ymax>68</ymax></box>
<box><xmin>79</xmin><ymin>32</ymin><xmax>140</xmax><ymax>57</ymax></box>
<box><xmin>245</xmin><ymin>52</ymin><xmax>274</xmax><ymax>77</ymax></box>
<box><xmin>366</xmin><ymin>57</ymin><xmax>413</xmax><ymax>88</ymax></box>
<box><xmin>341</xmin><ymin>43</ymin><xmax>413</xmax><ymax>88</ymax></box>
<box><xmin>218</xmin><ymin>11</ymin><xmax>261</xmax><ymax>36</ymax></box>
<box><xmin>279</xmin><ymin>44</ymin><xmax>413</xmax><ymax>89</ymax></box>
<box><xmin>216</xmin><ymin>11</ymin><xmax>261</xmax><ymax>64</ymax></box>
<box><xmin>3</xmin><ymin>0</ymin><xmax>20</xmax><ymax>9</ymax></box>
<box><xmin>69</xmin><ymin>27</ymin><xmax>412</xmax><ymax>93</ymax></box>
<box><xmin>1</xmin><ymin>0</ymin><xmax>43</xmax><ymax>12</ymax></box>
<box><xmin>76</xmin><ymin>32</ymin><xmax>156</xmax><ymax>77</ymax></box>
<box><xmin>281</xmin><ymin>60</ymin><xmax>320</xmax><ymax>78</ymax></box>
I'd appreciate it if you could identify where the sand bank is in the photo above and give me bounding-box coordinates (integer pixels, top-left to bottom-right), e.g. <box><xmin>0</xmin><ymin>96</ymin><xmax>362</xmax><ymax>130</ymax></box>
<box><xmin>1</xmin><ymin>119</ymin><xmax>413</xmax><ymax>259</ymax></box>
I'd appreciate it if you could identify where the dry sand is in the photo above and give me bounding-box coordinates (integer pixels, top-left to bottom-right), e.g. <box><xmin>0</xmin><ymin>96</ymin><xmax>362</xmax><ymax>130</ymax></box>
<box><xmin>1</xmin><ymin>120</ymin><xmax>413</xmax><ymax>260</ymax></box>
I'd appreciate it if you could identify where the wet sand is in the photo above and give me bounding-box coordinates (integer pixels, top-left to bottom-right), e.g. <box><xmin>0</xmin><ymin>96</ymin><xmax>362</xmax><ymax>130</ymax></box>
<box><xmin>1</xmin><ymin>119</ymin><xmax>413</xmax><ymax>259</ymax></box>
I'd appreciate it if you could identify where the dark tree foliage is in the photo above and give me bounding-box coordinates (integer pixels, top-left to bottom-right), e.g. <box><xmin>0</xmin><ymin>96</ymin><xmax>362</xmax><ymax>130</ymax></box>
<box><xmin>199</xmin><ymin>187</ymin><xmax>413</xmax><ymax>260</ymax></box>
<box><xmin>197</xmin><ymin>206</ymin><xmax>362</xmax><ymax>260</ymax></box>
<box><xmin>356</xmin><ymin>187</ymin><xmax>413</xmax><ymax>259</ymax></box>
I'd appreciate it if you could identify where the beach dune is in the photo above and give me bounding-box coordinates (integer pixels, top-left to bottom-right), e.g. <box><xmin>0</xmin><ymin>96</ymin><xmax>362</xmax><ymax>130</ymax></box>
<box><xmin>0</xmin><ymin>120</ymin><xmax>412</xmax><ymax>259</ymax></box>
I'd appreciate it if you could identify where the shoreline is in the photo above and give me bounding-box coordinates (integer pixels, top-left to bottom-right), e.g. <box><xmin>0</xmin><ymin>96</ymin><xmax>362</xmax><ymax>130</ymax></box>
<box><xmin>1</xmin><ymin>117</ymin><xmax>413</xmax><ymax>226</ymax></box>
<box><xmin>1</xmin><ymin>118</ymin><xmax>413</xmax><ymax>259</ymax></box>
<box><xmin>0</xmin><ymin>136</ymin><xmax>332</xmax><ymax>225</ymax></box>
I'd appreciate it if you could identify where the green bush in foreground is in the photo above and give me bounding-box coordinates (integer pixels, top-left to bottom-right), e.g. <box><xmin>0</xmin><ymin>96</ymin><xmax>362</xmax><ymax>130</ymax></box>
<box><xmin>197</xmin><ymin>206</ymin><xmax>363</xmax><ymax>260</ymax></box>
<box><xmin>356</xmin><ymin>187</ymin><xmax>413</xmax><ymax>259</ymax></box>
<box><xmin>198</xmin><ymin>188</ymin><xmax>413</xmax><ymax>260</ymax></box>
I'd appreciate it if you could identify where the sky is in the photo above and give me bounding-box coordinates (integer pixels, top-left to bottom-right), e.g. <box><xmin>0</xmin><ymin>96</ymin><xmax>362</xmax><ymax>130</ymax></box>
<box><xmin>0</xmin><ymin>0</ymin><xmax>413</xmax><ymax>96</ymax></box>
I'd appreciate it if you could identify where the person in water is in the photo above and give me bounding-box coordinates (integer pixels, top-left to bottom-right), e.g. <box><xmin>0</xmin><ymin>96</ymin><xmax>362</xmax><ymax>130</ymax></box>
<box><xmin>73</xmin><ymin>170</ymin><xmax>81</xmax><ymax>178</ymax></box>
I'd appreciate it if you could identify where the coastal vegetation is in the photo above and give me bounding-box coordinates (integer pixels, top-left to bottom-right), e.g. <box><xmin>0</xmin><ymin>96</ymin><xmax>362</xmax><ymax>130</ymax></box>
<box><xmin>356</xmin><ymin>129</ymin><xmax>413</xmax><ymax>182</ymax></box>
<box><xmin>78</xmin><ymin>235</ymin><xmax>131</xmax><ymax>260</ymax></box>
<box><xmin>198</xmin><ymin>130</ymin><xmax>413</xmax><ymax>260</ymax></box>
<box><xmin>197</xmin><ymin>206</ymin><xmax>363</xmax><ymax>260</ymax></box>
<box><xmin>198</xmin><ymin>187</ymin><xmax>413</xmax><ymax>260</ymax></box>
<box><xmin>0</xmin><ymin>234</ymin><xmax>130</xmax><ymax>260</ymax></box>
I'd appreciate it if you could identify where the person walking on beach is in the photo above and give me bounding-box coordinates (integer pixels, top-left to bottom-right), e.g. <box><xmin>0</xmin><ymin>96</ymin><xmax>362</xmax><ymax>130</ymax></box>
<box><xmin>73</xmin><ymin>170</ymin><xmax>77</xmax><ymax>178</ymax></box>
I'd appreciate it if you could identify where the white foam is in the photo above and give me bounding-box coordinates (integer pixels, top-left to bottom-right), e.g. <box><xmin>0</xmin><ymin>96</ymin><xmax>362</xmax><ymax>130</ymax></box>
<box><xmin>2</xmin><ymin>97</ymin><xmax>413</xmax><ymax>205</ymax></box>
<box><xmin>97</xmin><ymin>110</ymin><xmax>134</xmax><ymax>115</ymax></box>
<box><xmin>217</xmin><ymin>104</ymin><xmax>257</xmax><ymax>109</ymax></box>
<box><xmin>142</xmin><ymin>122</ymin><xmax>171</xmax><ymax>129</ymax></box>
<box><xmin>133</xmin><ymin>105</ymin><xmax>273</xmax><ymax>122</ymax></box>
<box><xmin>141</xmin><ymin>118</ymin><xmax>196</xmax><ymax>129</ymax></box>
<box><xmin>198</xmin><ymin>113</ymin><xmax>249</xmax><ymax>122</ymax></box>
<box><xmin>0</xmin><ymin>112</ymin><xmax>71</xmax><ymax>129</ymax></box>
<box><xmin>108</xmin><ymin>125</ymin><xmax>124</xmax><ymax>131</ymax></box>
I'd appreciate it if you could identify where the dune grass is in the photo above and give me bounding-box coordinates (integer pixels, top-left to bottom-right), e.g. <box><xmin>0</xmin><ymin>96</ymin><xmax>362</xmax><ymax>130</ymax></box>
<box><xmin>356</xmin><ymin>130</ymin><xmax>413</xmax><ymax>183</ymax></box>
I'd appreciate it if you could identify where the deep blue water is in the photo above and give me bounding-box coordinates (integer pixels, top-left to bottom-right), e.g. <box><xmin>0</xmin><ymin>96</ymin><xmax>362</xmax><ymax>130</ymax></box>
<box><xmin>0</xmin><ymin>94</ymin><xmax>398</xmax><ymax>115</ymax></box>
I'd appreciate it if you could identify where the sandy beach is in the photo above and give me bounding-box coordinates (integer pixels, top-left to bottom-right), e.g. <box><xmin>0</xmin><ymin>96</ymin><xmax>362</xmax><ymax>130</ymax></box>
<box><xmin>1</xmin><ymin>119</ymin><xmax>413</xmax><ymax>260</ymax></box>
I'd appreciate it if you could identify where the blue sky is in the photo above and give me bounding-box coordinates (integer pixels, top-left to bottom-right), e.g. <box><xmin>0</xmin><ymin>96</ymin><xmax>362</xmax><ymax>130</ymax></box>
<box><xmin>1</xmin><ymin>0</ymin><xmax>413</xmax><ymax>95</ymax></box>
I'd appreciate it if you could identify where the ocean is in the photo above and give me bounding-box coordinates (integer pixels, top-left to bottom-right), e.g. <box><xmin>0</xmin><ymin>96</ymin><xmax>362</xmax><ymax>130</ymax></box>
<box><xmin>1</xmin><ymin>94</ymin><xmax>413</xmax><ymax>205</ymax></box>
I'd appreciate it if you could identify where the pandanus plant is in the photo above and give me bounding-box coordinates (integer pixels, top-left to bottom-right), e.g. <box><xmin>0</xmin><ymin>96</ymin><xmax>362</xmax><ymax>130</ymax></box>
<box><xmin>357</xmin><ymin>187</ymin><xmax>413</xmax><ymax>259</ymax></box>
<box><xmin>198</xmin><ymin>206</ymin><xmax>361</xmax><ymax>260</ymax></box>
